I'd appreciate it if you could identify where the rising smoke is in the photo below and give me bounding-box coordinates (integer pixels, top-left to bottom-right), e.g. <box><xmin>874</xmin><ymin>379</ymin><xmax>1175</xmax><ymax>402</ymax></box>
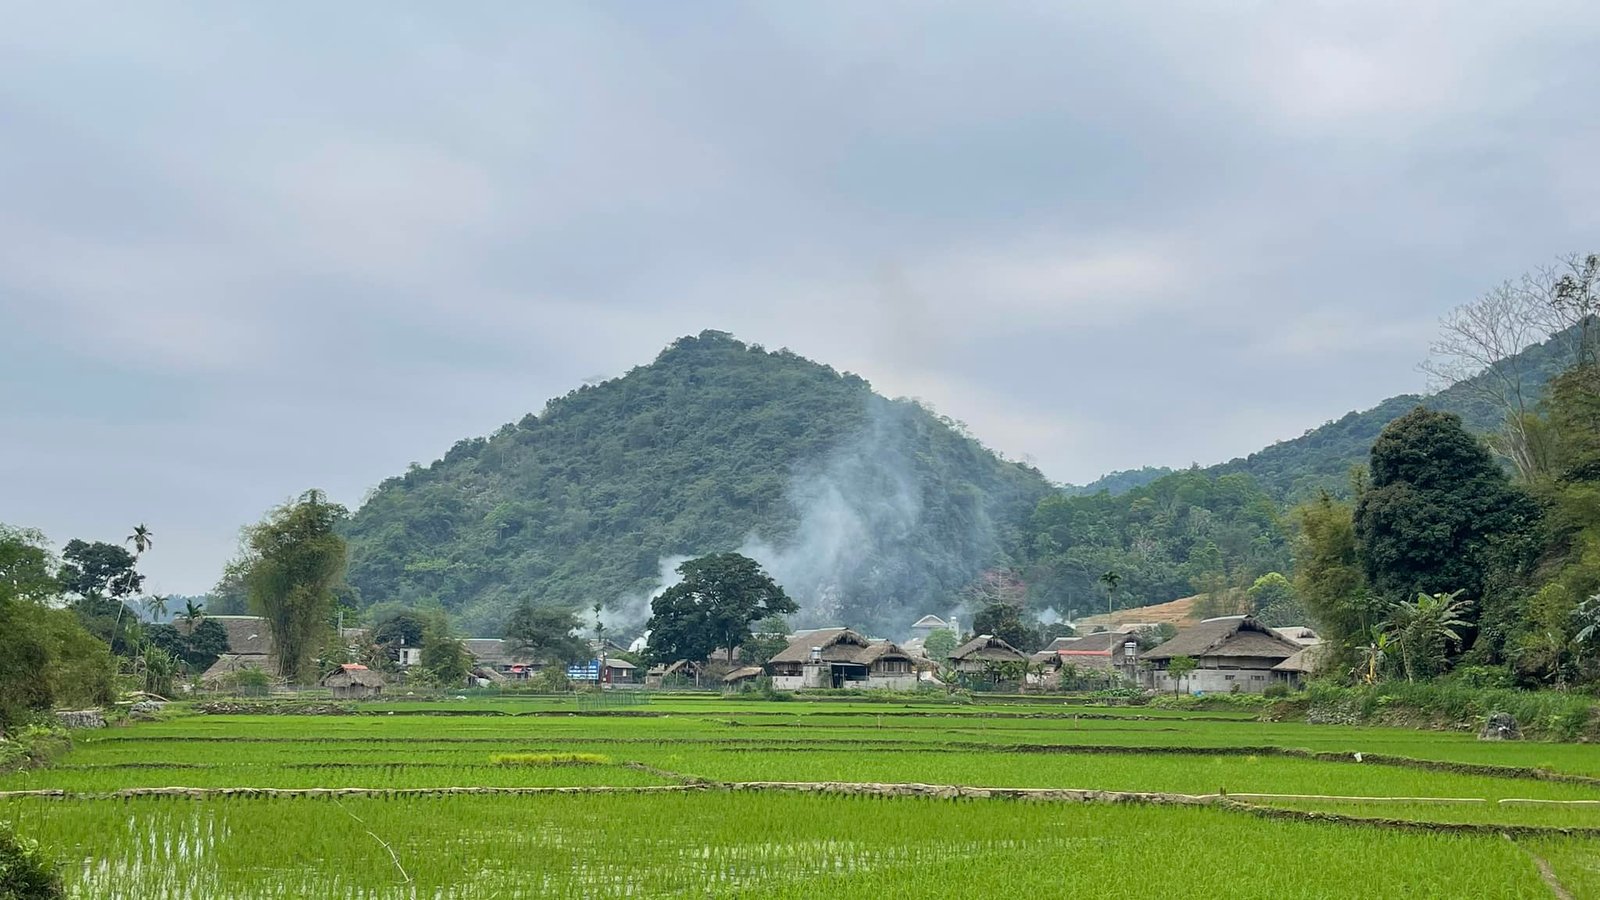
<box><xmin>613</xmin><ymin>395</ymin><xmax>1003</xmax><ymax>641</ymax></box>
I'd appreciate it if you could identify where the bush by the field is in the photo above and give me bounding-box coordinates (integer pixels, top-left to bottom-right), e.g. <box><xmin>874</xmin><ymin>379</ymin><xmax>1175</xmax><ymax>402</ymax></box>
<box><xmin>1293</xmin><ymin>681</ymin><xmax>1599</xmax><ymax>740</ymax></box>
<box><xmin>0</xmin><ymin>822</ymin><xmax>62</xmax><ymax>900</ymax></box>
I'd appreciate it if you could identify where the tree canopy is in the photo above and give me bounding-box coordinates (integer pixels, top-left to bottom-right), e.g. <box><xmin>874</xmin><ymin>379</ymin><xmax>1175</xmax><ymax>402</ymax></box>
<box><xmin>236</xmin><ymin>490</ymin><xmax>350</xmax><ymax>683</ymax></box>
<box><xmin>646</xmin><ymin>553</ymin><xmax>797</xmax><ymax>664</ymax></box>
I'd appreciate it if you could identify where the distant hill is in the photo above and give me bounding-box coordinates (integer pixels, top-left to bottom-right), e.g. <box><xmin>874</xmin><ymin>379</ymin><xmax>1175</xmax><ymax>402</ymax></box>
<box><xmin>1063</xmin><ymin>467</ymin><xmax>1174</xmax><ymax>497</ymax></box>
<box><xmin>343</xmin><ymin>332</ymin><xmax>1053</xmax><ymax>636</ymax></box>
<box><xmin>1204</xmin><ymin>329</ymin><xmax>1581</xmax><ymax>502</ymax></box>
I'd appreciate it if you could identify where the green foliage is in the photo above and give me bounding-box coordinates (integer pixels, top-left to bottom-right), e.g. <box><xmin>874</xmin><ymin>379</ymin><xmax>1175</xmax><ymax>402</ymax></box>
<box><xmin>1021</xmin><ymin>469</ymin><xmax>1291</xmax><ymax>618</ymax></box>
<box><xmin>341</xmin><ymin>332</ymin><xmax>1052</xmax><ymax>634</ymax></box>
<box><xmin>0</xmin><ymin>527</ymin><xmax>114</xmax><ymax>727</ymax></box>
<box><xmin>418</xmin><ymin>614</ymin><xmax>470</xmax><ymax>686</ymax></box>
<box><xmin>1292</xmin><ymin>493</ymin><xmax>1374</xmax><ymax>664</ymax></box>
<box><xmin>970</xmin><ymin>602</ymin><xmax>1039</xmax><ymax>652</ymax></box>
<box><xmin>56</xmin><ymin>540</ymin><xmax>142</xmax><ymax>603</ymax></box>
<box><xmin>922</xmin><ymin>628</ymin><xmax>958</xmax><ymax>660</ymax></box>
<box><xmin>144</xmin><ymin>619</ymin><xmax>230</xmax><ymax>674</ymax></box>
<box><xmin>1246</xmin><ymin>572</ymin><xmax>1305</xmax><ymax>626</ymax></box>
<box><xmin>237</xmin><ymin>491</ymin><xmax>350</xmax><ymax>683</ymax></box>
<box><xmin>646</xmin><ymin>553</ymin><xmax>797</xmax><ymax>664</ymax></box>
<box><xmin>1165</xmin><ymin>655</ymin><xmax>1197</xmax><ymax>696</ymax></box>
<box><xmin>503</xmin><ymin>602</ymin><xmax>588</xmax><ymax>665</ymax></box>
<box><xmin>0</xmin><ymin>822</ymin><xmax>63</xmax><ymax>900</ymax></box>
<box><xmin>1353</xmin><ymin>408</ymin><xmax>1542</xmax><ymax>669</ymax></box>
<box><xmin>528</xmin><ymin>666</ymin><xmax>572</xmax><ymax>693</ymax></box>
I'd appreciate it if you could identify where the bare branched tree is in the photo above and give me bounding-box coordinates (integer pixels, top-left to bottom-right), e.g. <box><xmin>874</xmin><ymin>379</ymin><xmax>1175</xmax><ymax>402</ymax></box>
<box><xmin>1536</xmin><ymin>253</ymin><xmax>1600</xmax><ymax>368</ymax></box>
<box><xmin>1420</xmin><ymin>278</ymin><xmax>1551</xmax><ymax>478</ymax></box>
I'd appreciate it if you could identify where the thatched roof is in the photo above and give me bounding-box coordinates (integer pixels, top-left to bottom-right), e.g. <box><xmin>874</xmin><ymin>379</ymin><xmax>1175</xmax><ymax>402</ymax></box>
<box><xmin>948</xmin><ymin>634</ymin><xmax>1026</xmax><ymax>663</ymax></box>
<box><xmin>647</xmin><ymin>659</ymin><xmax>699</xmax><ymax>677</ymax></box>
<box><xmin>769</xmin><ymin>628</ymin><xmax>913</xmax><ymax>667</ymax></box>
<box><xmin>723</xmin><ymin>666</ymin><xmax>764</xmax><ymax>683</ymax></box>
<box><xmin>200</xmin><ymin>653</ymin><xmax>275</xmax><ymax>683</ymax></box>
<box><xmin>1273</xmin><ymin>625</ymin><xmax>1322</xmax><ymax>646</ymax></box>
<box><xmin>462</xmin><ymin>639</ymin><xmax>538</xmax><ymax>668</ymax></box>
<box><xmin>1056</xmin><ymin>631</ymin><xmax>1135</xmax><ymax>657</ymax></box>
<box><xmin>208</xmin><ymin>616</ymin><xmax>274</xmax><ymax>657</ymax></box>
<box><xmin>320</xmin><ymin>663</ymin><xmax>384</xmax><ymax>688</ymax></box>
<box><xmin>1140</xmin><ymin>616</ymin><xmax>1301</xmax><ymax>662</ymax></box>
<box><xmin>1273</xmin><ymin>643</ymin><xmax>1331</xmax><ymax>674</ymax></box>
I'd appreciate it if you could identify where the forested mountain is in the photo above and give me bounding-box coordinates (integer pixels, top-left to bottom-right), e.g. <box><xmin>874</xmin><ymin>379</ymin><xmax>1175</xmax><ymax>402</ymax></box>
<box><xmin>1062</xmin><ymin>467</ymin><xmax>1174</xmax><ymax>497</ymax></box>
<box><xmin>1204</xmin><ymin>329</ymin><xmax>1580</xmax><ymax>502</ymax></box>
<box><xmin>343</xmin><ymin>332</ymin><xmax>1053</xmax><ymax>636</ymax></box>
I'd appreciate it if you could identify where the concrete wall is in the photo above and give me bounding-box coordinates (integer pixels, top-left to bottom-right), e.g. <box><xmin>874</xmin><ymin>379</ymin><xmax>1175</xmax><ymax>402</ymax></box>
<box><xmin>1147</xmin><ymin>667</ymin><xmax>1273</xmax><ymax>695</ymax></box>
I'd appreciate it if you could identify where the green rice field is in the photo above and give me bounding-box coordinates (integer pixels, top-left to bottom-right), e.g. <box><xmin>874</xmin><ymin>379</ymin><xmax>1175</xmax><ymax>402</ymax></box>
<box><xmin>4</xmin><ymin>695</ymin><xmax>1598</xmax><ymax>897</ymax></box>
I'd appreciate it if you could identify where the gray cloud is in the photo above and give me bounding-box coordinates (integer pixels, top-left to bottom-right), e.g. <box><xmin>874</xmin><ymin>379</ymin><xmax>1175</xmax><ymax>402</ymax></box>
<box><xmin>2</xmin><ymin>2</ymin><xmax>1597</xmax><ymax>593</ymax></box>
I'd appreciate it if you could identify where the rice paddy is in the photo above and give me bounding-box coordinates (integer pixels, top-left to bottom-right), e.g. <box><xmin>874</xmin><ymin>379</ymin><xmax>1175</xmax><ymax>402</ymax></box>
<box><xmin>4</xmin><ymin>695</ymin><xmax>1598</xmax><ymax>897</ymax></box>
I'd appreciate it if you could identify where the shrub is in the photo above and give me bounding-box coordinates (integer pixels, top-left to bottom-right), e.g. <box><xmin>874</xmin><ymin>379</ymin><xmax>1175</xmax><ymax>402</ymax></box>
<box><xmin>0</xmin><ymin>822</ymin><xmax>63</xmax><ymax>900</ymax></box>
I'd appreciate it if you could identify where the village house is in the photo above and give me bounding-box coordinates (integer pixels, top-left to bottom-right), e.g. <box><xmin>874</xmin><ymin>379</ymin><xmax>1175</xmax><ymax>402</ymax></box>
<box><xmin>645</xmin><ymin>659</ymin><xmax>703</xmax><ymax>688</ymax></box>
<box><xmin>1139</xmin><ymin>616</ymin><xmax>1302</xmax><ymax>695</ymax></box>
<box><xmin>947</xmin><ymin>634</ymin><xmax>1027</xmax><ymax>677</ymax></box>
<box><xmin>722</xmin><ymin>666</ymin><xmax>765</xmax><ymax>689</ymax></box>
<box><xmin>909</xmin><ymin>614</ymin><xmax>954</xmax><ymax>641</ymax></box>
<box><xmin>766</xmin><ymin>628</ymin><xmax>917</xmax><ymax>690</ymax></box>
<box><xmin>320</xmin><ymin>663</ymin><xmax>384</xmax><ymax>699</ymax></box>
<box><xmin>1034</xmin><ymin>631</ymin><xmax>1142</xmax><ymax>683</ymax></box>
<box><xmin>200</xmin><ymin>615</ymin><xmax>278</xmax><ymax>683</ymax></box>
<box><xmin>1272</xmin><ymin>642</ymin><xmax>1330</xmax><ymax>689</ymax></box>
<box><xmin>463</xmin><ymin>639</ymin><xmax>543</xmax><ymax>681</ymax></box>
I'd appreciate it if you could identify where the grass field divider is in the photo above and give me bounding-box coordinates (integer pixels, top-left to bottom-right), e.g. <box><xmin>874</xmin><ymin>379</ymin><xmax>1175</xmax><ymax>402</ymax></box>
<box><xmin>1503</xmin><ymin>834</ymin><xmax>1576</xmax><ymax>900</ymax></box>
<box><xmin>1219</xmin><ymin>799</ymin><xmax>1600</xmax><ymax>839</ymax></box>
<box><xmin>621</xmin><ymin>761</ymin><xmax>722</xmax><ymax>786</ymax></box>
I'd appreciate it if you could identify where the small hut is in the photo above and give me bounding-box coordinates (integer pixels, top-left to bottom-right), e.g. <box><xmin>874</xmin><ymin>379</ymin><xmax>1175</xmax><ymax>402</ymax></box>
<box><xmin>947</xmin><ymin>634</ymin><xmax>1027</xmax><ymax>677</ymax></box>
<box><xmin>321</xmin><ymin>663</ymin><xmax>384</xmax><ymax>699</ymax></box>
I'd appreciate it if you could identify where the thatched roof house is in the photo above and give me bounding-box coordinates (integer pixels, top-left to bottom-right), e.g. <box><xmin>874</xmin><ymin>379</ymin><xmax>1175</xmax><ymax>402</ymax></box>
<box><xmin>463</xmin><ymin>639</ymin><xmax>542</xmax><ymax>679</ymax></box>
<box><xmin>723</xmin><ymin>665</ymin><xmax>765</xmax><ymax>688</ymax></box>
<box><xmin>1272</xmin><ymin>643</ymin><xmax>1331</xmax><ymax>687</ymax></box>
<box><xmin>1140</xmin><ymin>616</ymin><xmax>1302</xmax><ymax>695</ymax></box>
<box><xmin>947</xmin><ymin>634</ymin><xmax>1026</xmax><ymax>674</ymax></box>
<box><xmin>645</xmin><ymin>659</ymin><xmax>702</xmax><ymax>687</ymax></box>
<box><xmin>320</xmin><ymin>663</ymin><xmax>384</xmax><ymax>699</ymax></box>
<box><xmin>198</xmin><ymin>616</ymin><xmax>277</xmax><ymax>682</ymax></box>
<box><xmin>767</xmin><ymin>628</ymin><xmax>917</xmax><ymax>690</ymax></box>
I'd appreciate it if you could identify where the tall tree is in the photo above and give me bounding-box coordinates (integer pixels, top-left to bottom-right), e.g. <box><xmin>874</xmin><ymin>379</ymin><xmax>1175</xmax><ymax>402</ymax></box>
<box><xmin>418</xmin><ymin>613</ymin><xmax>470</xmax><ymax>686</ymax></box>
<box><xmin>645</xmin><ymin>553</ymin><xmax>796</xmax><ymax>665</ymax></box>
<box><xmin>503</xmin><ymin>602</ymin><xmax>590</xmax><ymax>664</ymax></box>
<box><xmin>126</xmin><ymin>524</ymin><xmax>154</xmax><ymax>556</ymax></box>
<box><xmin>971</xmin><ymin>602</ymin><xmax>1040</xmax><ymax>652</ymax></box>
<box><xmin>236</xmin><ymin>490</ymin><xmax>349</xmax><ymax>683</ymax></box>
<box><xmin>1354</xmin><ymin>408</ymin><xmax>1541</xmax><ymax>624</ymax></box>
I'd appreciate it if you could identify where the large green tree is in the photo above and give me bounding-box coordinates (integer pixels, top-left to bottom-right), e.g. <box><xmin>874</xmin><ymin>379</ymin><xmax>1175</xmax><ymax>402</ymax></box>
<box><xmin>1</xmin><ymin>526</ymin><xmax>113</xmax><ymax>727</ymax></box>
<box><xmin>970</xmin><ymin>602</ymin><xmax>1040</xmax><ymax>652</ymax></box>
<box><xmin>1353</xmin><ymin>408</ymin><xmax>1542</xmax><ymax>662</ymax></box>
<box><xmin>503</xmin><ymin>602</ymin><xmax>590</xmax><ymax>664</ymax></box>
<box><xmin>1355</xmin><ymin>408</ymin><xmax>1540</xmax><ymax>601</ymax></box>
<box><xmin>236</xmin><ymin>490</ymin><xmax>350</xmax><ymax>683</ymax></box>
<box><xmin>646</xmin><ymin>553</ymin><xmax>797</xmax><ymax>664</ymax></box>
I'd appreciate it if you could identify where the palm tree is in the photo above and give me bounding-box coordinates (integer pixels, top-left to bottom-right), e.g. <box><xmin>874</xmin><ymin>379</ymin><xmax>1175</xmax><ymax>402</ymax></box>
<box><xmin>1384</xmin><ymin>590</ymin><xmax>1473</xmax><ymax>681</ymax></box>
<box><xmin>127</xmin><ymin>524</ymin><xmax>154</xmax><ymax>556</ymax></box>
<box><xmin>1099</xmin><ymin>570</ymin><xmax>1121</xmax><ymax>623</ymax></box>
<box><xmin>181</xmin><ymin>599</ymin><xmax>206</xmax><ymax>633</ymax></box>
<box><xmin>143</xmin><ymin>594</ymin><xmax>170</xmax><ymax>623</ymax></box>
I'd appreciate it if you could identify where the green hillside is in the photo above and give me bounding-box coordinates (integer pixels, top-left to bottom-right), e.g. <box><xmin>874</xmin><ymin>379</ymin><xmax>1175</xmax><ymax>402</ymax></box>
<box><xmin>1205</xmin><ymin>329</ymin><xmax>1580</xmax><ymax>501</ymax></box>
<box><xmin>343</xmin><ymin>332</ymin><xmax>1053</xmax><ymax>636</ymax></box>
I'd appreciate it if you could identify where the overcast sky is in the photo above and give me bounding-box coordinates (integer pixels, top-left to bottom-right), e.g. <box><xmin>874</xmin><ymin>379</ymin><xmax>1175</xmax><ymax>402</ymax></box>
<box><xmin>3</xmin><ymin>2</ymin><xmax>1597</xmax><ymax>595</ymax></box>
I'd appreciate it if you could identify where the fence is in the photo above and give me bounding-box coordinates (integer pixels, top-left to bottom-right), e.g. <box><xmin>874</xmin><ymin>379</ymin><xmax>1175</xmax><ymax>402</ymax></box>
<box><xmin>576</xmin><ymin>691</ymin><xmax>651</xmax><ymax>711</ymax></box>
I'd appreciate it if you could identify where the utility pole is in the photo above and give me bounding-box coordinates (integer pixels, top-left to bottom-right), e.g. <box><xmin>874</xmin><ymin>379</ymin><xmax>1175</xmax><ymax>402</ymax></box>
<box><xmin>593</xmin><ymin>602</ymin><xmax>606</xmax><ymax>692</ymax></box>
